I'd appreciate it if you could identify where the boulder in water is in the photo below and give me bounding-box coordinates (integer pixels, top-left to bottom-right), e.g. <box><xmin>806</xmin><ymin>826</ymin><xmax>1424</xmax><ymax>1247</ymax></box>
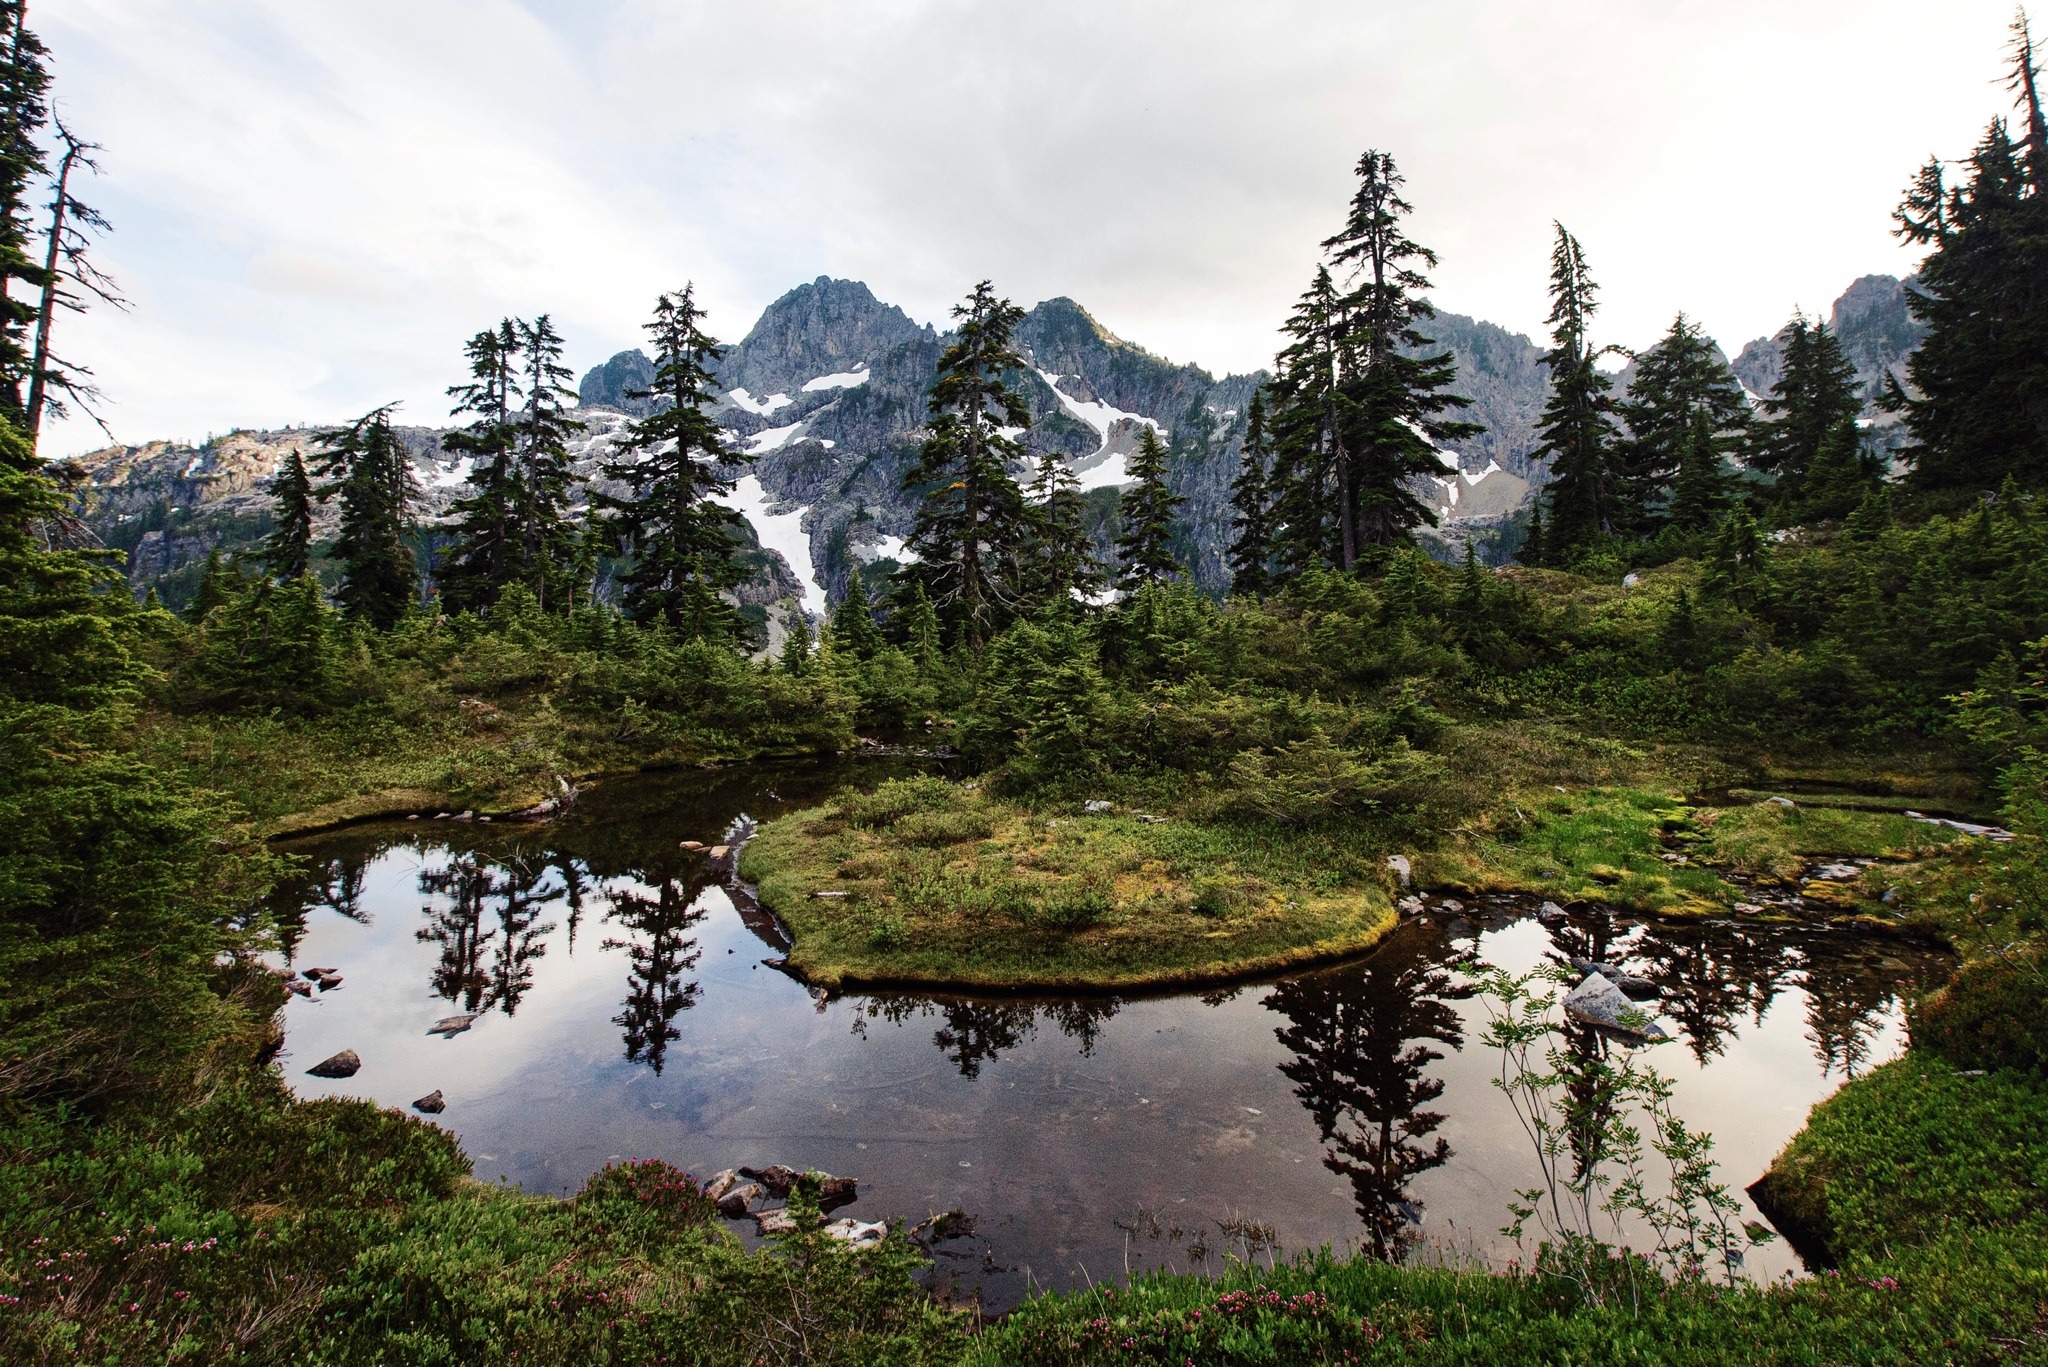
<box><xmin>413</xmin><ymin>1090</ymin><xmax>445</xmax><ymax>1114</ymax></box>
<box><xmin>754</xmin><ymin>1208</ymin><xmax>797</xmax><ymax>1237</ymax></box>
<box><xmin>823</xmin><ymin>1218</ymin><xmax>887</xmax><ymax>1247</ymax></box>
<box><xmin>306</xmin><ymin>1049</ymin><xmax>360</xmax><ymax>1078</ymax></box>
<box><xmin>1563</xmin><ymin>975</ymin><xmax>1666</xmax><ymax>1040</ymax></box>
<box><xmin>426</xmin><ymin>1014</ymin><xmax>474</xmax><ymax>1037</ymax></box>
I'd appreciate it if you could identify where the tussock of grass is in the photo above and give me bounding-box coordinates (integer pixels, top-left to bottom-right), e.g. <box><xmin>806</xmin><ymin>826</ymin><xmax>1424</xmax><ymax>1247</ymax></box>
<box><xmin>1695</xmin><ymin>802</ymin><xmax>1962</xmax><ymax>883</ymax></box>
<box><xmin>741</xmin><ymin>777</ymin><xmax>1398</xmax><ymax>990</ymax></box>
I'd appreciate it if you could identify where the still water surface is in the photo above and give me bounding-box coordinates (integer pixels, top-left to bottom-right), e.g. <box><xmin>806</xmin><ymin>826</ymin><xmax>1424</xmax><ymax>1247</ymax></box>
<box><xmin>273</xmin><ymin>761</ymin><xmax>1950</xmax><ymax>1310</ymax></box>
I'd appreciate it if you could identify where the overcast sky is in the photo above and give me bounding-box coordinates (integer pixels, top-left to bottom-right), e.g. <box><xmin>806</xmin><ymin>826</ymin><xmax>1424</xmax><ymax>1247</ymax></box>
<box><xmin>34</xmin><ymin>0</ymin><xmax>2023</xmax><ymax>456</ymax></box>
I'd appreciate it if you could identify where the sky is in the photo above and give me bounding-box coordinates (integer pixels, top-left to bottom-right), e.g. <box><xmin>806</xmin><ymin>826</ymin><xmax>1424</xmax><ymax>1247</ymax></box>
<box><xmin>32</xmin><ymin>0</ymin><xmax>2024</xmax><ymax>456</ymax></box>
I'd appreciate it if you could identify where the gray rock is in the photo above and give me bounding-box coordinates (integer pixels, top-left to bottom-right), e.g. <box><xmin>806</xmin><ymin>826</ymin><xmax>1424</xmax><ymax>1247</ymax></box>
<box><xmin>1397</xmin><ymin>895</ymin><xmax>1425</xmax><ymax>916</ymax></box>
<box><xmin>1385</xmin><ymin>855</ymin><xmax>1412</xmax><ymax>888</ymax></box>
<box><xmin>283</xmin><ymin>978</ymin><xmax>312</xmax><ymax>998</ymax></box>
<box><xmin>412</xmin><ymin>1090</ymin><xmax>445</xmax><ymax>1114</ymax></box>
<box><xmin>426</xmin><ymin>1014</ymin><xmax>474</xmax><ymax>1037</ymax></box>
<box><xmin>306</xmin><ymin>1049</ymin><xmax>360</xmax><ymax>1078</ymax></box>
<box><xmin>717</xmin><ymin>1182</ymin><xmax>764</xmax><ymax>1219</ymax></box>
<box><xmin>1563</xmin><ymin>975</ymin><xmax>1666</xmax><ymax>1040</ymax></box>
<box><xmin>1537</xmin><ymin>901</ymin><xmax>1568</xmax><ymax>925</ymax></box>
<box><xmin>701</xmin><ymin>1169</ymin><xmax>742</xmax><ymax>1203</ymax></box>
<box><xmin>823</xmin><ymin>1218</ymin><xmax>887</xmax><ymax>1247</ymax></box>
<box><xmin>754</xmin><ymin>1208</ymin><xmax>797</xmax><ymax>1237</ymax></box>
<box><xmin>1083</xmin><ymin>800</ymin><xmax>1113</xmax><ymax>814</ymax></box>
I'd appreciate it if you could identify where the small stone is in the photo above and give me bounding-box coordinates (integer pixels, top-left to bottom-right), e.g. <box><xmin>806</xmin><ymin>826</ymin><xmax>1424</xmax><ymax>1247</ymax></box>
<box><xmin>812</xmin><ymin>890</ymin><xmax>850</xmax><ymax>899</ymax></box>
<box><xmin>708</xmin><ymin>845</ymin><xmax>731</xmax><ymax>859</ymax></box>
<box><xmin>426</xmin><ymin>1014</ymin><xmax>475</xmax><ymax>1036</ymax></box>
<box><xmin>454</xmin><ymin>810</ymin><xmax>475</xmax><ymax>821</ymax></box>
<box><xmin>754</xmin><ymin>1208</ymin><xmax>797</xmax><ymax>1237</ymax></box>
<box><xmin>701</xmin><ymin>1169</ymin><xmax>741</xmax><ymax>1202</ymax></box>
<box><xmin>1397</xmin><ymin>895</ymin><xmax>1425</xmax><ymax>915</ymax></box>
<box><xmin>284</xmin><ymin>979</ymin><xmax>312</xmax><ymax>998</ymax></box>
<box><xmin>1537</xmin><ymin>901</ymin><xmax>1567</xmax><ymax>925</ymax></box>
<box><xmin>716</xmin><ymin>1182</ymin><xmax>763</xmax><ymax>1218</ymax></box>
<box><xmin>740</xmin><ymin>1164</ymin><xmax>803</xmax><ymax>1197</ymax></box>
<box><xmin>1385</xmin><ymin>855</ymin><xmax>1412</xmax><ymax>888</ymax></box>
<box><xmin>314</xmin><ymin>973</ymin><xmax>343</xmax><ymax>991</ymax></box>
<box><xmin>1563</xmin><ymin>975</ymin><xmax>1666</xmax><ymax>1040</ymax></box>
<box><xmin>679</xmin><ymin>840</ymin><xmax>706</xmax><ymax>851</ymax></box>
<box><xmin>1083</xmin><ymin>800</ymin><xmax>1113</xmax><ymax>814</ymax></box>
<box><xmin>822</xmin><ymin>1218</ymin><xmax>887</xmax><ymax>1247</ymax></box>
<box><xmin>1765</xmin><ymin>796</ymin><xmax>1796</xmax><ymax>808</ymax></box>
<box><xmin>1438</xmin><ymin>899</ymin><xmax>1464</xmax><ymax>913</ymax></box>
<box><xmin>306</xmin><ymin>1049</ymin><xmax>360</xmax><ymax>1078</ymax></box>
<box><xmin>412</xmin><ymin>1089</ymin><xmax>445</xmax><ymax>1114</ymax></box>
<box><xmin>301</xmin><ymin>967</ymin><xmax>336</xmax><ymax>980</ymax></box>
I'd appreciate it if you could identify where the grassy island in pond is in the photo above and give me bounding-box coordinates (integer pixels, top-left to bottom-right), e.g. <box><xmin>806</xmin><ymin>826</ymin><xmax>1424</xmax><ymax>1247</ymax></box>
<box><xmin>740</xmin><ymin>776</ymin><xmax>1399</xmax><ymax>989</ymax></box>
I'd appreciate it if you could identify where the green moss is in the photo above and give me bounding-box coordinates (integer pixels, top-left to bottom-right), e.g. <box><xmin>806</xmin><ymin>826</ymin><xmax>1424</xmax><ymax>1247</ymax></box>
<box><xmin>741</xmin><ymin>778</ymin><xmax>1398</xmax><ymax>990</ymax></box>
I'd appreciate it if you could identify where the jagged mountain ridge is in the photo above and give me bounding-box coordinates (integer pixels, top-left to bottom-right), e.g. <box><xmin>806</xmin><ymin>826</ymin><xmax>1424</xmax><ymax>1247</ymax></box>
<box><xmin>63</xmin><ymin>273</ymin><xmax>1925</xmax><ymax>615</ymax></box>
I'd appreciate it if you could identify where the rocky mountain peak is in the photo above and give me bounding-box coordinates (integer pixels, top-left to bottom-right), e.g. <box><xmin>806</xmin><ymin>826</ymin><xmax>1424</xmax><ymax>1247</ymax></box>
<box><xmin>720</xmin><ymin>276</ymin><xmax>930</xmax><ymax>401</ymax></box>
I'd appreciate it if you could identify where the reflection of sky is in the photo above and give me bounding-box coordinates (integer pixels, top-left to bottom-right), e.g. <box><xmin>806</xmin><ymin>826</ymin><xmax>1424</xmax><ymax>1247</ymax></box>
<box><xmin>278</xmin><ymin>839</ymin><xmax>1929</xmax><ymax>1310</ymax></box>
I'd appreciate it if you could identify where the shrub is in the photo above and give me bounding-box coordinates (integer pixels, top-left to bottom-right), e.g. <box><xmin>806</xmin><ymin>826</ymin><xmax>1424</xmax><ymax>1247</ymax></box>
<box><xmin>894</xmin><ymin>808</ymin><xmax>995</xmax><ymax>846</ymax></box>
<box><xmin>841</xmin><ymin>776</ymin><xmax>959</xmax><ymax>830</ymax></box>
<box><xmin>1914</xmin><ymin>946</ymin><xmax>2048</xmax><ymax>1075</ymax></box>
<box><xmin>1031</xmin><ymin>882</ymin><xmax>1112</xmax><ymax>932</ymax></box>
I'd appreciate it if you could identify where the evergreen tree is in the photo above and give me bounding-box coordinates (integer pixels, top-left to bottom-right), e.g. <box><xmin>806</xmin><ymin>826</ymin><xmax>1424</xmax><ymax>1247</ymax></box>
<box><xmin>1801</xmin><ymin>416</ymin><xmax>1880</xmax><ymax>521</ymax></box>
<box><xmin>830</xmin><ymin>569</ymin><xmax>885</xmax><ymax>659</ymax></box>
<box><xmin>1614</xmin><ymin>313</ymin><xmax>1750</xmax><ymax>532</ymax></box>
<box><xmin>1020</xmin><ymin>445</ymin><xmax>1105</xmax><ymax>609</ymax></box>
<box><xmin>1264</xmin><ymin>152</ymin><xmax>1476</xmax><ymax>573</ymax></box>
<box><xmin>1890</xmin><ymin>15</ymin><xmax>2048</xmax><ymax>493</ymax></box>
<box><xmin>509</xmin><ymin>315</ymin><xmax>584</xmax><ymax>611</ymax></box>
<box><xmin>0</xmin><ymin>4</ymin><xmax>50</xmax><ymax>445</ymax></box>
<box><xmin>1456</xmin><ymin>541</ymin><xmax>1486</xmax><ymax>614</ymax></box>
<box><xmin>895</xmin><ymin>281</ymin><xmax>1034</xmax><ymax>650</ymax></box>
<box><xmin>1751</xmin><ymin>315</ymin><xmax>1860</xmax><ymax>514</ymax></box>
<box><xmin>1667</xmin><ymin>406</ymin><xmax>1732</xmax><ymax>533</ymax></box>
<box><xmin>1518</xmin><ymin>503</ymin><xmax>1546</xmax><ymax>567</ymax></box>
<box><xmin>899</xmin><ymin>579</ymin><xmax>942</xmax><ymax>675</ymax></box>
<box><xmin>261</xmin><ymin>448</ymin><xmax>314</xmax><ymax>582</ymax></box>
<box><xmin>1115</xmin><ymin>426</ymin><xmax>1184</xmax><ymax>591</ymax></box>
<box><xmin>778</xmin><ymin>607</ymin><xmax>813</xmax><ymax>676</ymax></box>
<box><xmin>436</xmin><ymin>320</ymin><xmax>523</xmax><ymax>613</ymax></box>
<box><xmin>1702</xmin><ymin>505</ymin><xmax>1770</xmax><ymax>607</ymax></box>
<box><xmin>314</xmin><ymin>404</ymin><xmax>419</xmax><ymax>630</ymax></box>
<box><xmin>186</xmin><ymin>547</ymin><xmax>233</xmax><ymax>623</ymax></box>
<box><xmin>597</xmin><ymin>285</ymin><xmax>754</xmax><ymax>639</ymax></box>
<box><xmin>1227</xmin><ymin>387</ymin><xmax>1275</xmax><ymax>595</ymax></box>
<box><xmin>1533</xmin><ymin>224</ymin><xmax>1622</xmax><ymax>558</ymax></box>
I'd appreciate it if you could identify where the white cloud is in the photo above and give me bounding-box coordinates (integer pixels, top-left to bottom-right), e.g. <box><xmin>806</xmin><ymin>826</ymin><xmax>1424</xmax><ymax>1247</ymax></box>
<box><xmin>32</xmin><ymin>0</ymin><xmax>2018</xmax><ymax>456</ymax></box>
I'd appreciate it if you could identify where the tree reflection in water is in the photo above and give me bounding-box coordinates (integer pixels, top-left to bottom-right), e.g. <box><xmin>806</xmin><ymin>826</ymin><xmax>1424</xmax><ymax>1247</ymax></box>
<box><xmin>1265</xmin><ymin>921</ymin><xmax>1470</xmax><ymax>1261</ymax></box>
<box><xmin>852</xmin><ymin>996</ymin><xmax>1122</xmax><ymax>1077</ymax></box>
<box><xmin>267</xmin><ymin>852</ymin><xmax>372</xmax><ymax>961</ymax></box>
<box><xmin>603</xmin><ymin>860</ymin><xmax>710</xmax><ymax>1075</ymax></box>
<box><xmin>416</xmin><ymin>850</ymin><xmax>563</xmax><ymax>1015</ymax></box>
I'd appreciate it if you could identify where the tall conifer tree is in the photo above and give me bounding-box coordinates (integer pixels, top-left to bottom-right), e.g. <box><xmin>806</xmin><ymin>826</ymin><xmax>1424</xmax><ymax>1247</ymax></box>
<box><xmin>1751</xmin><ymin>316</ymin><xmax>1860</xmax><ymax>515</ymax></box>
<box><xmin>261</xmin><ymin>448</ymin><xmax>315</xmax><ymax>581</ymax></box>
<box><xmin>0</xmin><ymin>3</ymin><xmax>49</xmax><ymax>445</ymax></box>
<box><xmin>315</xmin><ymin>405</ymin><xmax>419</xmax><ymax>630</ymax></box>
<box><xmin>1020</xmin><ymin>445</ymin><xmax>1104</xmax><ymax>610</ymax></box>
<box><xmin>437</xmin><ymin>320</ymin><xmax>522</xmax><ymax>613</ymax></box>
<box><xmin>1532</xmin><ymin>225</ymin><xmax>1621</xmax><ymax>558</ymax></box>
<box><xmin>509</xmin><ymin>315</ymin><xmax>583</xmax><ymax>611</ymax></box>
<box><xmin>895</xmin><ymin>281</ymin><xmax>1033</xmax><ymax>650</ymax></box>
<box><xmin>1666</xmin><ymin>407</ymin><xmax>1731</xmax><ymax>533</ymax></box>
<box><xmin>597</xmin><ymin>285</ymin><xmax>754</xmax><ymax>640</ymax></box>
<box><xmin>830</xmin><ymin>569</ymin><xmax>885</xmax><ymax>659</ymax></box>
<box><xmin>1227</xmin><ymin>388</ymin><xmax>1275</xmax><ymax>595</ymax></box>
<box><xmin>1890</xmin><ymin>14</ymin><xmax>2048</xmax><ymax>493</ymax></box>
<box><xmin>1614</xmin><ymin>313</ymin><xmax>1750</xmax><ymax>533</ymax></box>
<box><xmin>1115</xmin><ymin>426</ymin><xmax>1184</xmax><ymax>591</ymax></box>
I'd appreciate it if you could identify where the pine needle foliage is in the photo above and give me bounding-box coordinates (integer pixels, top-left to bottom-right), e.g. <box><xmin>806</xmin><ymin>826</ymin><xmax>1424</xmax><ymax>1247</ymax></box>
<box><xmin>1115</xmin><ymin>426</ymin><xmax>1184</xmax><ymax>591</ymax></box>
<box><xmin>313</xmin><ymin>404</ymin><xmax>419</xmax><ymax>630</ymax></box>
<box><xmin>1227</xmin><ymin>387</ymin><xmax>1276</xmax><ymax>595</ymax></box>
<box><xmin>1533</xmin><ymin>224</ymin><xmax>1622</xmax><ymax>559</ymax></box>
<box><xmin>261</xmin><ymin>448</ymin><xmax>315</xmax><ymax>582</ymax></box>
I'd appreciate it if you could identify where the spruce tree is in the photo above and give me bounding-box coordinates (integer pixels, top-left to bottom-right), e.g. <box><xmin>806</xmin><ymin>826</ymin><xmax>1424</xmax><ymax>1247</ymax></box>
<box><xmin>1890</xmin><ymin>15</ymin><xmax>2048</xmax><ymax>493</ymax></box>
<box><xmin>1518</xmin><ymin>503</ymin><xmax>1546</xmax><ymax>567</ymax></box>
<box><xmin>830</xmin><ymin>569</ymin><xmax>885</xmax><ymax>659</ymax></box>
<box><xmin>437</xmin><ymin>320</ymin><xmax>522</xmax><ymax>614</ymax></box>
<box><xmin>314</xmin><ymin>404</ymin><xmax>419</xmax><ymax>630</ymax></box>
<box><xmin>509</xmin><ymin>315</ymin><xmax>584</xmax><ymax>611</ymax></box>
<box><xmin>1751</xmin><ymin>315</ymin><xmax>1860</xmax><ymax>515</ymax></box>
<box><xmin>1614</xmin><ymin>313</ymin><xmax>1750</xmax><ymax>533</ymax></box>
<box><xmin>1801</xmin><ymin>416</ymin><xmax>1880</xmax><ymax>521</ymax></box>
<box><xmin>1666</xmin><ymin>407</ymin><xmax>1731</xmax><ymax>533</ymax></box>
<box><xmin>1532</xmin><ymin>224</ymin><xmax>1621</xmax><ymax>559</ymax></box>
<box><xmin>0</xmin><ymin>4</ymin><xmax>50</xmax><ymax>444</ymax></box>
<box><xmin>186</xmin><ymin>547</ymin><xmax>233</xmax><ymax>623</ymax></box>
<box><xmin>1020</xmin><ymin>445</ymin><xmax>1105</xmax><ymax>610</ymax></box>
<box><xmin>899</xmin><ymin>579</ymin><xmax>942</xmax><ymax>675</ymax></box>
<box><xmin>895</xmin><ymin>281</ymin><xmax>1034</xmax><ymax>650</ymax></box>
<box><xmin>261</xmin><ymin>448</ymin><xmax>315</xmax><ymax>581</ymax></box>
<box><xmin>1115</xmin><ymin>426</ymin><xmax>1184</xmax><ymax>591</ymax></box>
<box><xmin>1227</xmin><ymin>387</ymin><xmax>1275</xmax><ymax>595</ymax></box>
<box><xmin>1264</xmin><ymin>152</ymin><xmax>1476</xmax><ymax>574</ymax></box>
<box><xmin>597</xmin><ymin>285</ymin><xmax>754</xmax><ymax>638</ymax></box>
<box><xmin>778</xmin><ymin>607</ymin><xmax>813</xmax><ymax>675</ymax></box>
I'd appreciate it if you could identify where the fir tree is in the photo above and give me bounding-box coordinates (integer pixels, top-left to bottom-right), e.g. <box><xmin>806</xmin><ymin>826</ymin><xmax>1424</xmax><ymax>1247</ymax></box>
<box><xmin>436</xmin><ymin>320</ymin><xmax>523</xmax><ymax>613</ymax></box>
<box><xmin>508</xmin><ymin>315</ymin><xmax>584</xmax><ymax>611</ymax></box>
<box><xmin>830</xmin><ymin>569</ymin><xmax>885</xmax><ymax>659</ymax></box>
<box><xmin>261</xmin><ymin>448</ymin><xmax>314</xmax><ymax>581</ymax></box>
<box><xmin>1264</xmin><ymin>153</ymin><xmax>1475</xmax><ymax>573</ymax></box>
<box><xmin>1115</xmin><ymin>426</ymin><xmax>1184</xmax><ymax>591</ymax></box>
<box><xmin>1667</xmin><ymin>406</ymin><xmax>1731</xmax><ymax>533</ymax></box>
<box><xmin>186</xmin><ymin>547</ymin><xmax>233</xmax><ymax>623</ymax></box>
<box><xmin>314</xmin><ymin>404</ymin><xmax>419</xmax><ymax>630</ymax></box>
<box><xmin>895</xmin><ymin>281</ymin><xmax>1034</xmax><ymax>650</ymax></box>
<box><xmin>1227</xmin><ymin>387</ymin><xmax>1275</xmax><ymax>595</ymax></box>
<box><xmin>598</xmin><ymin>285</ymin><xmax>755</xmax><ymax>639</ymax></box>
<box><xmin>1702</xmin><ymin>505</ymin><xmax>1769</xmax><ymax>607</ymax></box>
<box><xmin>1518</xmin><ymin>503</ymin><xmax>1546</xmax><ymax>567</ymax></box>
<box><xmin>1890</xmin><ymin>14</ymin><xmax>2048</xmax><ymax>493</ymax></box>
<box><xmin>1533</xmin><ymin>224</ymin><xmax>1622</xmax><ymax>558</ymax></box>
<box><xmin>778</xmin><ymin>607</ymin><xmax>813</xmax><ymax>676</ymax></box>
<box><xmin>0</xmin><ymin>4</ymin><xmax>50</xmax><ymax>444</ymax></box>
<box><xmin>1456</xmin><ymin>541</ymin><xmax>1486</xmax><ymax>614</ymax></box>
<box><xmin>1020</xmin><ymin>445</ymin><xmax>1105</xmax><ymax>610</ymax></box>
<box><xmin>1801</xmin><ymin>416</ymin><xmax>1880</xmax><ymax>521</ymax></box>
<box><xmin>1751</xmin><ymin>315</ymin><xmax>1860</xmax><ymax>514</ymax></box>
<box><xmin>1614</xmin><ymin>313</ymin><xmax>1750</xmax><ymax>533</ymax></box>
<box><xmin>899</xmin><ymin>579</ymin><xmax>942</xmax><ymax>675</ymax></box>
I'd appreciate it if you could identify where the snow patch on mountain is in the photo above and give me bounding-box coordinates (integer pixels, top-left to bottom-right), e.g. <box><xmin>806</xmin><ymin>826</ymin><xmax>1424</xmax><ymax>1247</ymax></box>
<box><xmin>747</xmin><ymin>422</ymin><xmax>805</xmax><ymax>455</ymax></box>
<box><xmin>729</xmin><ymin>388</ymin><xmax>794</xmax><ymax>417</ymax></box>
<box><xmin>431</xmin><ymin>456</ymin><xmax>475</xmax><ymax>488</ymax></box>
<box><xmin>717</xmin><ymin>475</ymin><xmax>825</xmax><ymax>616</ymax></box>
<box><xmin>801</xmin><ymin>366</ymin><xmax>869</xmax><ymax>393</ymax></box>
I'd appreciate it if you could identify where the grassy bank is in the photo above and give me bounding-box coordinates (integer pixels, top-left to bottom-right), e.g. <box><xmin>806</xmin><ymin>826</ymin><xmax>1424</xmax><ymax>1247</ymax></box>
<box><xmin>740</xmin><ymin>776</ymin><xmax>1399</xmax><ymax>990</ymax></box>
